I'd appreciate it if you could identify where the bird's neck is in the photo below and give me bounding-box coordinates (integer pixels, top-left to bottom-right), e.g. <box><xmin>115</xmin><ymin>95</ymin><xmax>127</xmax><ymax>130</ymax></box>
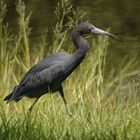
<box><xmin>72</xmin><ymin>31</ymin><xmax>89</xmax><ymax>59</ymax></box>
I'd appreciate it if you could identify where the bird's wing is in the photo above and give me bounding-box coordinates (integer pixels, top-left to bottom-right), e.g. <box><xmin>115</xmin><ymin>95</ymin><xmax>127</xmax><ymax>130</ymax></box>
<box><xmin>23</xmin><ymin>63</ymin><xmax>66</xmax><ymax>89</ymax></box>
<box><xmin>9</xmin><ymin>62</ymin><xmax>66</xmax><ymax>101</ymax></box>
<box><xmin>20</xmin><ymin>52</ymin><xmax>69</xmax><ymax>84</ymax></box>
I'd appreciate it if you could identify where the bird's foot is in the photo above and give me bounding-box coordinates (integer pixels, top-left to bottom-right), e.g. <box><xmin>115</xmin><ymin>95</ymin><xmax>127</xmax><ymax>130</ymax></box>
<box><xmin>65</xmin><ymin>104</ymin><xmax>73</xmax><ymax>116</ymax></box>
<box><xmin>68</xmin><ymin>110</ymin><xmax>73</xmax><ymax>117</ymax></box>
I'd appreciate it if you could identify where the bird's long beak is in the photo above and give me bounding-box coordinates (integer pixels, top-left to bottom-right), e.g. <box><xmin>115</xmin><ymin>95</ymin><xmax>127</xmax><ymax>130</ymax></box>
<box><xmin>91</xmin><ymin>26</ymin><xmax>117</xmax><ymax>39</ymax></box>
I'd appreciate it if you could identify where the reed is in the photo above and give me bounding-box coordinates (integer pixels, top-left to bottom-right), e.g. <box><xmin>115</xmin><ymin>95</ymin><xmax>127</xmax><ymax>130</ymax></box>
<box><xmin>0</xmin><ymin>0</ymin><xmax>140</xmax><ymax>139</ymax></box>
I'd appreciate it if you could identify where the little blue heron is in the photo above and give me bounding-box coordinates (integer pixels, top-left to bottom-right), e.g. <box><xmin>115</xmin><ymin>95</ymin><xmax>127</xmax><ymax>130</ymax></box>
<box><xmin>4</xmin><ymin>22</ymin><xmax>116</xmax><ymax>114</ymax></box>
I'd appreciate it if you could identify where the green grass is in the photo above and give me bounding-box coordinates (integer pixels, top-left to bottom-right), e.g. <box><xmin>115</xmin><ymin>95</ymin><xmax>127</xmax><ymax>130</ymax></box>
<box><xmin>0</xmin><ymin>0</ymin><xmax>140</xmax><ymax>139</ymax></box>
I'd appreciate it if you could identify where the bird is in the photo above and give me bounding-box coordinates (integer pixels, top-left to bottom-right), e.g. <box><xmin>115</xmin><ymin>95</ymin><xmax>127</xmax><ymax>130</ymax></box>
<box><xmin>4</xmin><ymin>22</ymin><xmax>116</xmax><ymax>114</ymax></box>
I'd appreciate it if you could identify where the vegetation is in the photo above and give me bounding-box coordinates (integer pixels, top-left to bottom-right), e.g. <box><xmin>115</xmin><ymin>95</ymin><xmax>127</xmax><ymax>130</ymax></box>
<box><xmin>0</xmin><ymin>0</ymin><xmax>140</xmax><ymax>139</ymax></box>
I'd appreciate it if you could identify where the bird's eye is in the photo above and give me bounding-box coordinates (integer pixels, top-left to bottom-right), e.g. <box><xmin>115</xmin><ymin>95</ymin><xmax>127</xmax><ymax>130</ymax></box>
<box><xmin>88</xmin><ymin>28</ymin><xmax>91</xmax><ymax>32</ymax></box>
<box><xmin>88</xmin><ymin>27</ymin><xmax>94</xmax><ymax>32</ymax></box>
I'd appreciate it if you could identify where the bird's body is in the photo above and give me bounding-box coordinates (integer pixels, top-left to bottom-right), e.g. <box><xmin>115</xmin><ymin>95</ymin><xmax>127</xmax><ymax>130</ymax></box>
<box><xmin>5</xmin><ymin>52</ymin><xmax>73</xmax><ymax>101</ymax></box>
<box><xmin>5</xmin><ymin>50</ymin><xmax>87</xmax><ymax>101</ymax></box>
<box><xmin>4</xmin><ymin>22</ymin><xmax>116</xmax><ymax>113</ymax></box>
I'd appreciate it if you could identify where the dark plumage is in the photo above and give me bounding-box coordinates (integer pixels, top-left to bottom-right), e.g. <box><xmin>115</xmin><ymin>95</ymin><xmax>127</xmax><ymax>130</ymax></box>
<box><xmin>4</xmin><ymin>22</ymin><xmax>116</xmax><ymax>113</ymax></box>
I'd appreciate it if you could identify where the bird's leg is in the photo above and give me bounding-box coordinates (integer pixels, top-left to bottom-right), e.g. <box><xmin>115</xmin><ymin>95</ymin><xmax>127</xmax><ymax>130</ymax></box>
<box><xmin>58</xmin><ymin>86</ymin><xmax>88</xmax><ymax>128</ymax></box>
<box><xmin>59</xmin><ymin>86</ymin><xmax>72</xmax><ymax>116</ymax></box>
<box><xmin>28</xmin><ymin>98</ymin><xmax>39</xmax><ymax>113</ymax></box>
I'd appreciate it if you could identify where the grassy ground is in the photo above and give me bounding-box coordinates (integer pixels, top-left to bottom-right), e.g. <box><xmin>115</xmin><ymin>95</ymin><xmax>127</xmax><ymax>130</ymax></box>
<box><xmin>0</xmin><ymin>0</ymin><xmax>140</xmax><ymax>139</ymax></box>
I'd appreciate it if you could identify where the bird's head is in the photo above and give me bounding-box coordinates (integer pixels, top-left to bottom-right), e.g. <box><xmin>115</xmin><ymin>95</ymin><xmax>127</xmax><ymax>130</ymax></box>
<box><xmin>74</xmin><ymin>22</ymin><xmax>117</xmax><ymax>38</ymax></box>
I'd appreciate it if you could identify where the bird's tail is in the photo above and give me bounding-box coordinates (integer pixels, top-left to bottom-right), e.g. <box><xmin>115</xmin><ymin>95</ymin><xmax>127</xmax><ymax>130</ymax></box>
<box><xmin>4</xmin><ymin>93</ymin><xmax>13</xmax><ymax>102</ymax></box>
<box><xmin>4</xmin><ymin>93</ymin><xmax>14</xmax><ymax>103</ymax></box>
<box><xmin>4</xmin><ymin>86</ymin><xmax>22</xmax><ymax>103</ymax></box>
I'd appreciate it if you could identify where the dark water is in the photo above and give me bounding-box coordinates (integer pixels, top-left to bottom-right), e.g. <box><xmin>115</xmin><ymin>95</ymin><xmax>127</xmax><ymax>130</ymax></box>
<box><xmin>5</xmin><ymin>0</ymin><xmax>140</xmax><ymax>67</ymax></box>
